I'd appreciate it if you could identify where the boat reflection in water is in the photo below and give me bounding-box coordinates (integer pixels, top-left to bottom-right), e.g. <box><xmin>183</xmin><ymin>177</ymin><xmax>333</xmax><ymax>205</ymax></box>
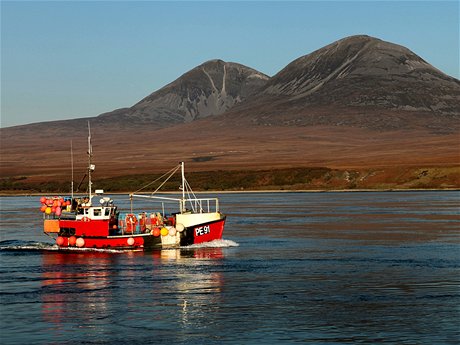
<box><xmin>40</xmin><ymin>247</ymin><xmax>225</xmax><ymax>340</ymax></box>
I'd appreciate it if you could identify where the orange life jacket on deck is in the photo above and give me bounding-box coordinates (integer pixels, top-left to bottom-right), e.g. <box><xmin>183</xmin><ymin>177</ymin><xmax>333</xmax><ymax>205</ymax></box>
<box><xmin>125</xmin><ymin>214</ymin><xmax>138</xmax><ymax>233</ymax></box>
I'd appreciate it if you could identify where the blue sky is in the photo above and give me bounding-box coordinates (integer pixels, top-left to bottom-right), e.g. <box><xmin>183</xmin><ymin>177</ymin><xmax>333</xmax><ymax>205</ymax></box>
<box><xmin>1</xmin><ymin>1</ymin><xmax>459</xmax><ymax>127</ymax></box>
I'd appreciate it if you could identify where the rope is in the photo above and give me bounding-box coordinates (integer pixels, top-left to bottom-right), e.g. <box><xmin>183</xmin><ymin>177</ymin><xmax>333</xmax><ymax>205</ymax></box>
<box><xmin>150</xmin><ymin>166</ymin><xmax>181</xmax><ymax>195</ymax></box>
<box><xmin>131</xmin><ymin>163</ymin><xmax>205</xmax><ymax>213</ymax></box>
<box><xmin>131</xmin><ymin>164</ymin><xmax>181</xmax><ymax>194</ymax></box>
<box><xmin>183</xmin><ymin>177</ymin><xmax>202</xmax><ymax>212</ymax></box>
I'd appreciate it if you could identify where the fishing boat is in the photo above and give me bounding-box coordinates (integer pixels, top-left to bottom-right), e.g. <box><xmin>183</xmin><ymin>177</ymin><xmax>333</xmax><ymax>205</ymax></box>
<box><xmin>40</xmin><ymin>125</ymin><xmax>226</xmax><ymax>251</ymax></box>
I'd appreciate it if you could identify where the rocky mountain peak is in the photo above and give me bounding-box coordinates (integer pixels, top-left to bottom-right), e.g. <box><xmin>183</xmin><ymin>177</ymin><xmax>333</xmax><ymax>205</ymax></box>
<box><xmin>98</xmin><ymin>59</ymin><xmax>269</xmax><ymax>126</ymax></box>
<box><xmin>264</xmin><ymin>35</ymin><xmax>431</xmax><ymax>95</ymax></box>
<box><xmin>31</xmin><ymin>35</ymin><xmax>459</xmax><ymax>133</ymax></box>
<box><xmin>260</xmin><ymin>35</ymin><xmax>459</xmax><ymax>116</ymax></box>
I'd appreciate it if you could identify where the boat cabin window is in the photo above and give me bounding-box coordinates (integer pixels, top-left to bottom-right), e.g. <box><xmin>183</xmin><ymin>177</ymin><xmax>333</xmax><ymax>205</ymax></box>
<box><xmin>93</xmin><ymin>208</ymin><xmax>101</xmax><ymax>217</ymax></box>
<box><xmin>105</xmin><ymin>208</ymin><xmax>110</xmax><ymax>216</ymax></box>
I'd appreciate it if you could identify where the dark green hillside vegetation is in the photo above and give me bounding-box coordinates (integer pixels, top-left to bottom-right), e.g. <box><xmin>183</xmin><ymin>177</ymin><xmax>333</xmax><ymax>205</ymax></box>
<box><xmin>2</xmin><ymin>166</ymin><xmax>458</xmax><ymax>194</ymax></box>
<box><xmin>1</xmin><ymin>167</ymin><xmax>332</xmax><ymax>193</ymax></box>
<box><xmin>99</xmin><ymin>167</ymin><xmax>333</xmax><ymax>192</ymax></box>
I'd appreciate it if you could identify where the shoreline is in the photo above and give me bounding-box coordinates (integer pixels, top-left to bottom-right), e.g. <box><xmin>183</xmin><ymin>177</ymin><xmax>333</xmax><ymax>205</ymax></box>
<box><xmin>1</xmin><ymin>188</ymin><xmax>459</xmax><ymax>197</ymax></box>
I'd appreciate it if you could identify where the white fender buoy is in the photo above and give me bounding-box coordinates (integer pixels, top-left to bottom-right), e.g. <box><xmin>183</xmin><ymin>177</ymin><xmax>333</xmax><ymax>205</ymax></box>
<box><xmin>76</xmin><ymin>237</ymin><xmax>85</xmax><ymax>248</ymax></box>
<box><xmin>176</xmin><ymin>223</ymin><xmax>185</xmax><ymax>232</ymax></box>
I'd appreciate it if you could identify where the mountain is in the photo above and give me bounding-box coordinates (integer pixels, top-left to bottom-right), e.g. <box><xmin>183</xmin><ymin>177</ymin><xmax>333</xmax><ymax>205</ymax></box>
<box><xmin>1</xmin><ymin>35</ymin><xmax>459</xmax><ymax>190</ymax></box>
<box><xmin>264</xmin><ymin>35</ymin><xmax>459</xmax><ymax>109</ymax></box>
<box><xmin>222</xmin><ymin>35</ymin><xmax>460</xmax><ymax>131</ymax></box>
<box><xmin>97</xmin><ymin>59</ymin><xmax>269</xmax><ymax>126</ymax></box>
<box><xmin>5</xmin><ymin>35</ymin><xmax>459</xmax><ymax>132</ymax></box>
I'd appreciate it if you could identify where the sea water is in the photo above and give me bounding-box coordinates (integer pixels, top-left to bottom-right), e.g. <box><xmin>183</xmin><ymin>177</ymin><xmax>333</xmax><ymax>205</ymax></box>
<box><xmin>0</xmin><ymin>191</ymin><xmax>459</xmax><ymax>344</ymax></box>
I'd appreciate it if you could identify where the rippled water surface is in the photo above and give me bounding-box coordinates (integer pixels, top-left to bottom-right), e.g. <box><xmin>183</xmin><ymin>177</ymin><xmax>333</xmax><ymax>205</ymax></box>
<box><xmin>1</xmin><ymin>191</ymin><xmax>459</xmax><ymax>344</ymax></box>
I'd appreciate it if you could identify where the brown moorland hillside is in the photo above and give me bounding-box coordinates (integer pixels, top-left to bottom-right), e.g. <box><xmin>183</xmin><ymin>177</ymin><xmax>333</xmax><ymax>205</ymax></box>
<box><xmin>1</xmin><ymin>119</ymin><xmax>459</xmax><ymax>191</ymax></box>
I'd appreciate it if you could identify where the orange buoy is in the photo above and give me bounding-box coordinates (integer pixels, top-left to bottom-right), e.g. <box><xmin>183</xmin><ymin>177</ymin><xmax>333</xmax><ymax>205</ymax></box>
<box><xmin>152</xmin><ymin>228</ymin><xmax>161</xmax><ymax>237</ymax></box>
<box><xmin>68</xmin><ymin>236</ymin><xmax>77</xmax><ymax>246</ymax></box>
<box><xmin>56</xmin><ymin>236</ymin><xmax>65</xmax><ymax>246</ymax></box>
<box><xmin>40</xmin><ymin>205</ymin><xmax>47</xmax><ymax>212</ymax></box>
<box><xmin>40</xmin><ymin>196</ymin><xmax>46</xmax><ymax>204</ymax></box>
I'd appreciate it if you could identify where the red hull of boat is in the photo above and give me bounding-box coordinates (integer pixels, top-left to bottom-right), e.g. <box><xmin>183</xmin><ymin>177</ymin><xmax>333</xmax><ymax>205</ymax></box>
<box><xmin>54</xmin><ymin>217</ymin><xmax>226</xmax><ymax>250</ymax></box>
<box><xmin>189</xmin><ymin>218</ymin><xmax>226</xmax><ymax>245</ymax></box>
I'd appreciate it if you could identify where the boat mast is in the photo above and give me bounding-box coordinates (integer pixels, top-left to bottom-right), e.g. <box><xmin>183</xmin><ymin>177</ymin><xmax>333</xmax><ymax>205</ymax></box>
<box><xmin>87</xmin><ymin>122</ymin><xmax>93</xmax><ymax>202</ymax></box>
<box><xmin>71</xmin><ymin>140</ymin><xmax>74</xmax><ymax>199</ymax></box>
<box><xmin>181</xmin><ymin>161</ymin><xmax>185</xmax><ymax>212</ymax></box>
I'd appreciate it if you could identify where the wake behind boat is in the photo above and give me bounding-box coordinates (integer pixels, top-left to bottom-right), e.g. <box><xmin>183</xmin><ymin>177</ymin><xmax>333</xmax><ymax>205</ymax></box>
<box><xmin>39</xmin><ymin>125</ymin><xmax>226</xmax><ymax>251</ymax></box>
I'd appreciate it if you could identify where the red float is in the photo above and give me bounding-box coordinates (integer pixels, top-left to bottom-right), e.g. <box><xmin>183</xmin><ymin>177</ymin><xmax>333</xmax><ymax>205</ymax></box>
<box><xmin>56</xmin><ymin>236</ymin><xmax>65</xmax><ymax>246</ymax></box>
<box><xmin>68</xmin><ymin>236</ymin><xmax>77</xmax><ymax>246</ymax></box>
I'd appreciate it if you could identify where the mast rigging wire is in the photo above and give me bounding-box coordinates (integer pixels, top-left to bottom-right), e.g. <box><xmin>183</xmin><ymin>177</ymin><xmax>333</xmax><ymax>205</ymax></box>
<box><xmin>131</xmin><ymin>164</ymin><xmax>181</xmax><ymax>194</ymax></box>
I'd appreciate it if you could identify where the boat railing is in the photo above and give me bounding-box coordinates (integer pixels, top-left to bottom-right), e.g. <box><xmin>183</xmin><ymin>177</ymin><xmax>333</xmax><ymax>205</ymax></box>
<box><xmin>130</xmin><ymin>194</ymin><xmax>220</xmax><ymax>214</ymax></box>
<box><xmin>183</xmin><ymin>197</ymin><xmax>219</xmax><ymax>214</ymax></box>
